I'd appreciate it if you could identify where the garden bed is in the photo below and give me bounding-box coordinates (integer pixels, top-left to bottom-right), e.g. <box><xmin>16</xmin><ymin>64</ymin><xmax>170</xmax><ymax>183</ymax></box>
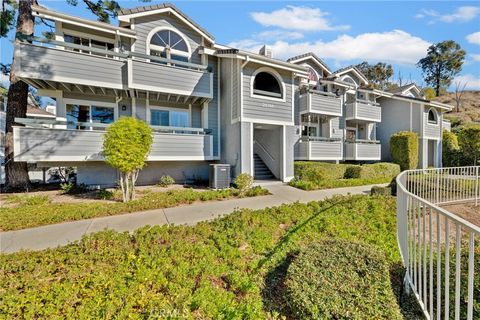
<box><xmin>0</xmin><ymin>195</ymin><xmax>427</xmax><ymax>319</ymax></box>
<box><xmin>0</xmin><ymin>185</ymin><xmax>268</xmax><ymax>231</ymax></box>
<box><xmin>289</xmin><ymin>162</ymin><xmax>399</xmax><ymax>191</ymax></box>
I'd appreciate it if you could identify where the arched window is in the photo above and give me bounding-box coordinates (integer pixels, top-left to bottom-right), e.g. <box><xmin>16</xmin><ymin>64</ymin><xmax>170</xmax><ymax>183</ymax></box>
<box><xmin>307</xmin><ymin>67</ymin><xmax>319</xmax><ymax>83</ymax></box>
<box><xmin>148</xmin><ymin>28</ymin><xmax>190</xmax><ymax>62</ymax></box>
<box><xmin>341</xmin><ymin>75</ymin><xmax>358</xmax><ymax>88</ymax></box>
<box><xmin>428</xmin><ymin>108</ymin><xmax>438</xmax><ymax>124</ymax></box>
<box><xmin>253</xmin><ymin>71</ymin><xmax>282</xmax><ymax>99</ymax></box>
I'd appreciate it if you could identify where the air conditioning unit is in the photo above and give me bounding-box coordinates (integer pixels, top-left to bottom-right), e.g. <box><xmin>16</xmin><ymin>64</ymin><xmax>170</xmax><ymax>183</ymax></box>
<box><xmin>209</xmin><ymin>164</ymin><xmax>231</xmax><ymax>189</ymax></box>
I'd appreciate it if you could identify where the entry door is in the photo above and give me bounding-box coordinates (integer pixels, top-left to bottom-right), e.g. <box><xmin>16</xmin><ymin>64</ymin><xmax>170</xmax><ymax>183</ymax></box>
<box><xmin>346</xmin><ymin>128</ymin><xmax>357</xmax><ymax>142</ymax></box>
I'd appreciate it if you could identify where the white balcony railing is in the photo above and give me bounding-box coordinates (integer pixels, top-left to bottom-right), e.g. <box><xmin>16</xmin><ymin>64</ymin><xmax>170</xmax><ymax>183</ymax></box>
<box><xmin>344</xmin><ymin>140</ymin><xmax>381</xmax><ymax>160</ymax></box>
<box><xmin>345</xmin><ymin>100</ymin><xmax>381</xmax><ymax>122</ymax></box>
<box><xmin>396</xmin><ymin>166</ymin><xmax>480</xmax><ymax>320</ymax></box>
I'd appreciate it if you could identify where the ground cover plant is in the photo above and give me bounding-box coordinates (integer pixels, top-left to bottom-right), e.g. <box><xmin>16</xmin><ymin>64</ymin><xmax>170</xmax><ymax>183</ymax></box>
<box><xmin>0</xmin><ymin>186</ymin><xmax>268</xmax><ymax>231</ymax></box>
<box><xmin>0</xmin><ymin>195</ymin><xmax>427</xmax><ymax>319</ymax></box>
<box><xmin>289</xmin><ymin>162</ymin><xmax>399</xmax><ymax>190</ymax></box>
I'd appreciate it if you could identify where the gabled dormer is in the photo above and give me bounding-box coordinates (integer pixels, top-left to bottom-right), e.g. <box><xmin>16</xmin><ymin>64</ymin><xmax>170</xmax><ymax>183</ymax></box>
<box><xmin>330</xmin><ymin>66</ymin><xmax>369</xmax><ymax>88</ymax></box>
<box><xmin>287</xmin><ymin>52</ymin><xmax>332</xmax><ymax>83</ymax></box>
<box><xmin>117</xmin><ymin>3</ymin><xmax>215</xmax><ymax>65</ymax></box>
<box><xmin>389</xmin><ymin>83</ymin><xmax>423</xmax><ymax>98</ymax></box>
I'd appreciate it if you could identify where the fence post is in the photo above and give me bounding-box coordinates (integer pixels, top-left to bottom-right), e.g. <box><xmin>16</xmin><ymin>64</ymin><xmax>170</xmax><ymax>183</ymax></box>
<box><xmin>475</xmin><ymin>166</ymin><xmax>478</xmax><ymax>206</ymax></box>
<box><xmin>436</xmin><ymin>168</ymin><xmax>440</xmax><ymax>204</ymax></box>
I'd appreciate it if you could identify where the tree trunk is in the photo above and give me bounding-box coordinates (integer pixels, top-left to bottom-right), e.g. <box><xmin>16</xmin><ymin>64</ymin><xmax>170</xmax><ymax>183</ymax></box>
<box><xmin>4</xmin><ymin>0</ymin><xmax>37</xmax><ymax>191</ymax></box>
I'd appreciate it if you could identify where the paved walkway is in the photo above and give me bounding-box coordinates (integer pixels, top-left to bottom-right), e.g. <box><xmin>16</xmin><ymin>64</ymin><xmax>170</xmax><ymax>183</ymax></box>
<box><xmin>0</xmin><ymin>183</ymin><xmax>381</xmax><ymax>253</ymax></box>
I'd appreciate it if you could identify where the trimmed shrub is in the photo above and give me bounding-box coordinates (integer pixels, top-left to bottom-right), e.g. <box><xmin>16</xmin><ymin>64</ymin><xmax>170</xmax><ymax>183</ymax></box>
<box><xmin>344</xmin><ymin>165</ymin><xmax>362</xmax><ymax>179</ymax></box>
<box><xmin>390</xmin><ymin>131</ymin><xmax>418</xmax><ymax>171</ymax></box>
<box><xmin>371</xmin><ymin>185</ymin><xmax>392</xmax><ymax>196</ymax></box>
<box><xmin>158</xmin><ymin>175</ymin><xmax>175</xmax><ymax>187</ymax></box>
<box><xmin>234</xmin><ymin>173</ymin><xmax>254</xmax><ymax>196</ymax></box>
<box><xmin>457</xmin><ymin>124</ymin><xmax>480</xmax><ymax>165</ymax></box>
<box><xmin>442</xmin><ymin>129</ymin><xmax>460</xmax><ymax>167</ymax></box>
<box><xmin>285</xmin><ymin>240</ymin><xmax>403</xmax><ymax>320</ymax></box>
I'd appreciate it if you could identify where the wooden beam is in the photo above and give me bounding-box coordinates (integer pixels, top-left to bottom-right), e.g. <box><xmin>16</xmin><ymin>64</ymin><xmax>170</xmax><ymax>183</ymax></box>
<box><xmin>192</xmin><ymin>96</ymin><xmax>199</xmax><ymax>104</ymax></box>
<box><xmin>88</xmin><ymin>86</ymin><xmax>96</xmax><ymax>94</ymax></box>
<box><xmin>156</xmin><ymin>92</ymin><xmax>160</xmax><ymax>101</ymax></box>
<box><xmin>167</xmin><ymin>93</ymin><xmax>171</xmax><ymax>102</ymax></box>
<box><xmin>43</xmin><ymin>80</ymin><xmax>57</xmax><ymax>90</ymax></box>
<box><xmin>74</xmin><ymin>84</ymin><xmax>84</xmax><ymax>93</ymax></box>
<box><xmin>99</xmin><ymin>87</ymin><xmax>106</xmax><ymax>95</ymax></box>
<box><xmin>183</xmin><ymin>96</ymin><xmax>189</xmax><ymax>103</ymax></box>
<box><xmin>176</xmin><ymin>95</ymin><xmax>181</xmax><ymax>103</ymax></box>
<box><xmin>60</xmin><ymin>82</ymin><xmax>72</xmax><ymax>92</ymax></box>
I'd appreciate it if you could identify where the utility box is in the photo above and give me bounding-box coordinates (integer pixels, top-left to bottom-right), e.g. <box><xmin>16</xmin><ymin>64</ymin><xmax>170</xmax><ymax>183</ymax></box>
<box><xmin>209</xmin><ymin>164</ymin><xmax>230</xmax><ymax>189</ymax></box>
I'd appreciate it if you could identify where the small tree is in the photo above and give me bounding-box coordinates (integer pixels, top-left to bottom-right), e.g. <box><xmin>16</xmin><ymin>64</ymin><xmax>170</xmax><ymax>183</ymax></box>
<box><xmin>422</xmin><ymin>87</ymin><xmax>436</xmax><ymax>100</ymax></box>
<box><xmin>103</xmin><ymin>117</ymin><xmax>153</xmax><ymax>202</ymax></box>
<box><xmin>457</xmin><ymin>124</ymin><xmax>480</xmax><ymax>166</ymax></box>
<box><xmin>453</xmin><ymin>81</ymin><xmax>467</xmax><ymax>112</ymax></box>
<box><xmin>390</xmin><ymin>131</ymin><xmax>418</xmax><ymax>171</ymax></box>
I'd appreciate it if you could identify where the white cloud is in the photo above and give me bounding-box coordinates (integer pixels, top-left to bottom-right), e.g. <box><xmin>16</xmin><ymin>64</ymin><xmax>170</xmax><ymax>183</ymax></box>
<box><xmin>229</xmin><ymin>30</ymin><xmax>430</xmax><ymax>65</ymax></box>
<box><xmin>250</xmin><ymin>6</ymin><xmax>349</xmax><ymax>31</ymax></box>
<box><xmin>416</xmin><ymin>6</ymin><xmax>480</xmax><ymax>23</ymax></box>
<box><xmin>466</xmin><ymin>31</ymin><xmax>480</xmax><ymax>45</ymax></box>
<box><xmin>453</xmin><ymin>74</ymin><xmax>480</xmax><ymax>90</ymax></box>
<box><xmin>255</xmin><ymin>30</ymin><xmax>304</xmax><ymax>41</ymax></box>
<box><xmin>471</xmin><ymin>54</ymin><xmax>480</xmax><ymax>61</ymax></box>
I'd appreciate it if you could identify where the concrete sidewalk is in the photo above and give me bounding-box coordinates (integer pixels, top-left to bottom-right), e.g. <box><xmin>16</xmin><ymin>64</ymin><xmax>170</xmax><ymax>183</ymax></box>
<box><xmin>1</xmin><ymin>183</ymin><xmax>379</xmax><ymax>253</ymax></box>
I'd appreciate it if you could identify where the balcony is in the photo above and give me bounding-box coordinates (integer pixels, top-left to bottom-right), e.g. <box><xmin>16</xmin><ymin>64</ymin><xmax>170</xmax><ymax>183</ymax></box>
<box><xmin>345</xmin><ymin>100</ymin><xmax>381</xmax><ymax>122</ymax></box>
<box><xmin>13</xmin><ymin>118</ymin><xmax>213</xmax><ymax>162</ymax></box>
<box><xmin>345</xmin><ymin>140</ymin><xmax>381</xmax><ymax>161</ymax></box>
<box><xmin>294</xmin><ymin>137</ymin><xmax>343</xmax><ymax>160</ymax></box>
<box><xmin>299</xmin><ymin>90</ymin><xmax>342</xmax><ymax>116</ymax></box>
<box><xmin>14</xmin><ymin>38</ymin><xmax>213</xmax><ymax>102</ymax></box>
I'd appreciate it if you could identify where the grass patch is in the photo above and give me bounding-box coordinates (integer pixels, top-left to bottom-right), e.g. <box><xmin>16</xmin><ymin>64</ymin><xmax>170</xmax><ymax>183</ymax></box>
<box><xmin>290</xmin><ymin>162</ymin><xmax>399</xmax><ymax>190</ymax></box>
<box><xmin>0</xmin><ymin>195</ymin><xmax>425</xmax><ymax>319</ymax></box>
<box><xmin>0</xmin><ymin>187</ymin><xmax>268</xmax><ymax>231</ymax></box>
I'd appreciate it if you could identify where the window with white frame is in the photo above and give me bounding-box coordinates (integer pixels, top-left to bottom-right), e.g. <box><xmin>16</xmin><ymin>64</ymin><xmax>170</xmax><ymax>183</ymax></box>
<box><xmin>428</xmin><ymin>108</ymin><xmax>438</xmax><ymax>124</ymax></box>
<box><xmin>253</xmin><ymin>71</ymin><xmax>282</xmax><ymax>99</ymax></box>
<box><xmin>66</xmin><ymin>104</ymin><xmax>114</xmax><ymax>130</ymax></box>
<box><xmin>64</xmin><ymin>34</ymin><xmax>114</xmax><ymax>57</ymax></box>
<box><xmin>150</xmin><ymin>107</ymin><xmax>189</xmax><ymax>127</ymax></box>
<box><xmin>149</xmin><ymin>29</ymin><xmax>190</xmax><ymax>63</ymax></box>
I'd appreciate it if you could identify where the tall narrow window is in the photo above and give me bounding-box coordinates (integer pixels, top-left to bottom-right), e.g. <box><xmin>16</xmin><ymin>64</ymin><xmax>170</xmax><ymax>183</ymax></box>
<box><xmin>149</xmin><ymin>29</ymin><xmax>190</xmax><ymax>62</ymax></box>
<box><xmin>253</xmin><ymin>72</ymin><xmax>282</xmax><ymax>99</ymax></box>
<box><xmin>428</xmin><ymin>108</ymin><xmax>438</xmax><ymax>124</ymax></box>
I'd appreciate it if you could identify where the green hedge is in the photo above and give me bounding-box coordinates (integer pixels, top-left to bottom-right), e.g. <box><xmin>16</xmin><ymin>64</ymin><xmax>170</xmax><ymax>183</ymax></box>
<box><xmin>291</xmin><ymin>162</ymin><xmax>400</xmax><ymax>190</ymax></box>
<box><xmin>390</xmin><ymin>131</ymin><xmax>418</xmax><ymax>171</ymax></box>
<box><xmin>458</xmin><ymin>124</ymin><xmax>480</xmax><ymax>166</ymax></box>
<box><xmin>371</xmin><ymin>185</ymin><xmax>392</xmax><ymax>196</ymax></box>
<box><xmin>442</xmin><ymin>129</ymin><xmax>460</xmax><ymax>167</ymax></box>
<box><xmin>285</xmin><ymin>240</ymin><xmax>403</xmax><ymax>319</ymax></box>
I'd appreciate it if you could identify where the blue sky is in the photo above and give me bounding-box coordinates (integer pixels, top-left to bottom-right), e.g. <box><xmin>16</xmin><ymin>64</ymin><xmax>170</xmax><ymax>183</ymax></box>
<box><xmin>1</xmin><ymin>1</ymin><xmax>479</xmax><ymax>90</ymax></box>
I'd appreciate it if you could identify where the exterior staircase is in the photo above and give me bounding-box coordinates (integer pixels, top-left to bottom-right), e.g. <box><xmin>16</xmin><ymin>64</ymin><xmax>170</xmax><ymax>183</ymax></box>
<box><xmin>253</xmin><ymin>154</ymin><xmax>275</xmax><ymax>180</ymax></box>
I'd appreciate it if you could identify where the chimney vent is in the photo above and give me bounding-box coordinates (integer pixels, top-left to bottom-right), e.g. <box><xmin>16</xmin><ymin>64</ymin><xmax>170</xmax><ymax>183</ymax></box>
<box><xmin>259</xmin><ymin>45</ymin><xmax>272</xmax><ymax>58</ymax></box>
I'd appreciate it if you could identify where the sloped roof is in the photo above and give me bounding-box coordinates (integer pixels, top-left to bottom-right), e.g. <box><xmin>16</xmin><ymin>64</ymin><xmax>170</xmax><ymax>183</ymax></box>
<box><xmin>388</xmin><ymin>83</ymin><xmax>421</xmax><ymax>96</ymax></box>
<box><xmin>26</xmin><ymin>105</ymin><xmax>55</xmax><ymax>118</ymax></box>
<box><xmin>287</xmin><ymin>52</ymin><xmax>332</xmax><ymax>74</ymax></box>
<box><xmin>117</xmin><ymin>3</ymin><xmax>214</xmax><ymax>41</ymax></box>
<box><xmin>331</xmin><ymin>65</ymin><xmax>369</xmax><ymax>84</ymax></box>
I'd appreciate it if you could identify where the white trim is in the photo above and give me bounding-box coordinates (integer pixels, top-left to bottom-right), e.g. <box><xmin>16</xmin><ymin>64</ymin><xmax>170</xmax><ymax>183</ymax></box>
<box><xmin>340</xmin><ymin>75</ymin><xmax>358</xmax><ymax>88</ymax></box>
<box><xmin>427</xmin><ymin>107</ymin><xmax>439</xmax><ymax>125</ymax></box>
<box><xmin>282</xmin><ymin>125</ymin><xmax>286</xmax><ymax>181</ymax></box>
<box><xmin>288</xmin><ymin>55</ymin><xmax>331</xmax><ymax>75</ymax></box>
<box><xmin>13</xmin><ymin>127</ymin><xmax>21</xmax><ymax>159</ymax></box>
<box><xmin>146</xmin><ymin>26</ymin><xmax>192</xmax><ymax>61</ymax></box>
<box><xmin>129</xmin><ymin>82</ymin><xmax>212</xmax><ymax>99</ymax></box>
<box><xmin>335</xmin><ymin>67</ymin><xmax>369</xmax><ymax>85</ymax></box>
<box><xmin>250</xmin><ymin>66</ymin><xmax>286</xmax><ymax>103</ymax></box>
<box><xmin>291</xmin><ymin>74</ymin><xmax>295</xmax><ymax>123</ymax></box>
<box><xmin>132</xmin><ymin>96</ymin><xmax>136</xmax><ymax>118</ymax></box>
<box><xmin>217</xmin><ymin>58</ymin><xmax>221</xmax><ymax>157</ymax></box>
<box><xmin>242</xmin><ymin>118</ymin><xmax>294</xmax><ymax>126</ymax></box>
<box><xmin>63</xmin><ymin>98</ymin><xmax>117</xmax><ymax>109</ymax></box>
<box><xmin>118</xmin><ymin>7</ymin><xmax>214</xmax><ymax>43</ymax></box>
<box><xmin>18</xmin><ymin>73</ymin><xmax>124</xmax><ymax>91</ymax></box>
<box><xmin>250</xmin><ymin>122</ymin><xmax>254</xmax><ymax>177</ymax></box>
<box><xmin>202</xmin><ymin>102</ymin><xmax>209</xmax><ymax>129</ymax></box>
<box><xmin>33</xmin><ymin>9</ymin><xmax>136</xmax><ymax>39</ymax></box>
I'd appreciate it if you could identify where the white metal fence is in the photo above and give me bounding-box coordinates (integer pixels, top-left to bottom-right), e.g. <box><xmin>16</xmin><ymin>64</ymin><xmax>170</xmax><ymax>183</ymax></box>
<box><xmin>397</xmin><ymin>166</ymin><xmax>480</xmax><ymax>320</ymax></box>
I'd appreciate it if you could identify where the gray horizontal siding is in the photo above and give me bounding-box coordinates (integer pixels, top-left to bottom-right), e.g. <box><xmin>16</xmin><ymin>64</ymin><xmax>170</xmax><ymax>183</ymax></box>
<box><xmin>310</xmin><ymin>93</ymin><xmax>342</xmax><ymax>115</ymax></box>
<box><xmin>15</xmin><ymin>43</ymin><xmax>124</xmax><ymax>89</ymax></box>
<box><xmin>208</xmin><ymin>55</ymin><xmax>219</xmax><ymax>157</ymax></box>
<box><xmin>423</xmin><ymin>112</ymin><xmax>441</xmax><ymax>139</ymax></box>
<box><xmin>355</xmin><ymin>102</ymin><xmax>381</xmax><ymax>122</ymax></box>
<box><xmin>133</xmin><ymin>13</ymin><xmax>202</xmax><ymax>65</ymax></box>
<box><xmin>131</xmin><ymin>60</ymin><xmax>211</xmax><ymax>98</ymax></box>
<box><xmin>357</xmin><ymin>143</ymin><xmax>381</xmax><ymax>159</ymax></box>
<box><xmin>14</xmin><ymin>127</ymin><xmax>213</xmax><ymax>162</ymax></box>
<box><xmin>294</xmin><ymin>141</ymin><xmax>308</xmax><ymax>159</ymax></box>
<box><xmin>330</xmin><ymin>117</ymin><xmax>344</xmax><ymax>139</ymax></box>
<box><xmin>310</xmin><ymin>141</ymin><xmax>343</xmax><ymax>159</ymax></box>
<box><xmin>242</xmin><ymin>64</ymin><xmax>293</xmax><ymax>123</ymax></box>
<box><xmin>231</xmin><ymin>60</ymin><xmax>239</xmax><ymax>120</ymax></box>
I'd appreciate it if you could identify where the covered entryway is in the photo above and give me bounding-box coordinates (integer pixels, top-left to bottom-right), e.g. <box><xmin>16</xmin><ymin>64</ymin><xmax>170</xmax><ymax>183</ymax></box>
<box><xmin>253</xmin><ymin>124</ymin><xmax>282</xmax><ymax>180</ymax></box>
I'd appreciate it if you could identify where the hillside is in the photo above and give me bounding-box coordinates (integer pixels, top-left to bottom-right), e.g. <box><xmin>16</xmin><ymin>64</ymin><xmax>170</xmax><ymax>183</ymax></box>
<box><xmin>434</xmin><ymin>90</ymin><xmax>480</xmax><ymax>126</ymax></box>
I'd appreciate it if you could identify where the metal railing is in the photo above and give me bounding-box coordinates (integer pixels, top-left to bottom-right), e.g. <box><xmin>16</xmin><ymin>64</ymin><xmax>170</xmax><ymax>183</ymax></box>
<box><xmin>15</xmin><ymin>117</ymin><xmax>212</xmax><ymax>135</ymax></box>
<box><xmin>396</xmin><ymin>166</ymin><xmax>480</xmax><ymax>320</ymax></box>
